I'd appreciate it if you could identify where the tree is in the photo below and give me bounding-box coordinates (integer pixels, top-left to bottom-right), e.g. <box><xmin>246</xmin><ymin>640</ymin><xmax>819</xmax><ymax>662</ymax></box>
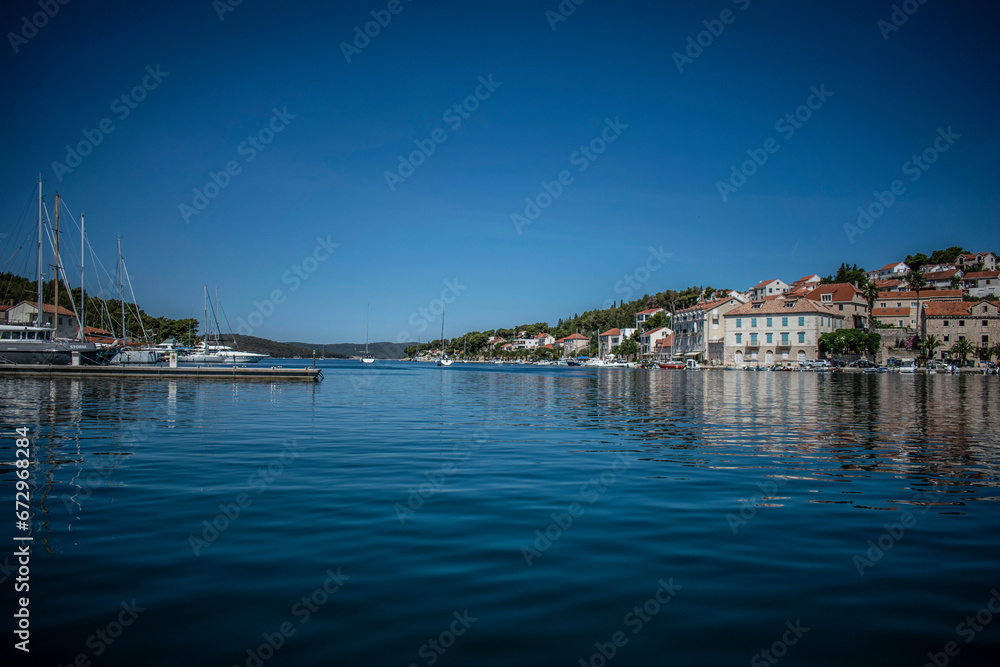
<box><xmin>905</xmin><ymin>253</ymin><xmax>929</xmax><ymax>271</ymax></box>
<box><xmin>642</xmin><ymin>311</ymin><xmax>668</xmax><ymax>332</ymax></box>
<box><xmin>861</xmin><ymin>279</ymin><xmax>880</xmax><ymax>332</ymax></box>
<box><xmin>617</xmin><ymin>338</ymin><xmax>638</xmax><ymax>360</ymax></box>
<box><xmin>905</xmin><ymin>268</ymin><xmax>926</xmax><ymax>335</ymax></box>
<box><xmin>919</xmin><ymin>335</ymin><xmax>942</xmax><ymax>363</ymax></box>
<box><xmin>822</xmin><ymin>263</ymin><xmax>867</xmax><ymax>285</ymax></box>
<box><xmin>950</xmin><ymin>338</ymin><xmax>974</xmax><ymax>366</ymax></box>
<box><xmin>929</xmin><ymin>246</ymin><xmax>965</xmax><ymax>265</ymax></box>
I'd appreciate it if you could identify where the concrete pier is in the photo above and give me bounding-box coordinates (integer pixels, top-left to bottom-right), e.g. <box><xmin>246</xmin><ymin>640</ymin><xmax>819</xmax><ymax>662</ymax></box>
<box><xmin>0</xmin><ymin>364</ymin><xmax>323</xmax><ymax>382</ymax></box>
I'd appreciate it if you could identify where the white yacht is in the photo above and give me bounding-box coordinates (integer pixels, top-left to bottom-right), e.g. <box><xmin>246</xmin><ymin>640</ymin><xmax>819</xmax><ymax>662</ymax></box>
<box><xmin>183</xmin><ymin>340</ymin><xmax>268</xmax><ymax>365</ymax></box>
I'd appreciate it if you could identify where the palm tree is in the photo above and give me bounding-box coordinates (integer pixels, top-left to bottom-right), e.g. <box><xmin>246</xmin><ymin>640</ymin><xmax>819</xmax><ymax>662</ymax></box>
<box><xmin>861</xmin><ymin>279</ymin><xmax>880</xmax><ymax>332</ymax></box>
<box><xmin>951</xmin><ymin>338</ymin><xmax>974</xmax><ymax>367</ymax></box>
<box><xmin>919</xmin><ymin>334</ymin><xmax>942</xmax><ymax>363</ymax></box>
<box><xmin>905</xmin><ymin>268</ymin><xmax>927</xmax><ymax>336</ymax></box>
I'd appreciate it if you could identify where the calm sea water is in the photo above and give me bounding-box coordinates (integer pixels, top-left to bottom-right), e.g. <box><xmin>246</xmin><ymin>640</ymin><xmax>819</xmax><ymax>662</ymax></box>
<box><xmin>2</xmin><ymin>362</ymin><xmax>999</xmax><ymax>666</ymax></box>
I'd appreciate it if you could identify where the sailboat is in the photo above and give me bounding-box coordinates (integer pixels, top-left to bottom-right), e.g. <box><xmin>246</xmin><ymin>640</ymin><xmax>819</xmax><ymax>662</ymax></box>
<box><xmin>0</xmin><ymin>179</ymin><xmax>109</xmax><ymax>365</ymax></box>
<box><xmin>436</xmin><ymin>302</ymin><xmax>452</xmax><ymax>367</ymax></box>
<box><xmin>362</xmin><ymin>303</ymin><xmax>374</xmax><ymax>363</ymax></box>
<box><xmin>182</xmin><ymin>287</ymin><xmax>268</xmax><ymax>364</ymax></box>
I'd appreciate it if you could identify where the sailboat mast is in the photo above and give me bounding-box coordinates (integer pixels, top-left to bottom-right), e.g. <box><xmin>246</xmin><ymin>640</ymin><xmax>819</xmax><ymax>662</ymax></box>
<box><xmin>118</xmin><ymin>238</ymin><xmax>124</xmax><ymax>341</ymax></box>
<box><xmin>80</xmin><ymin>213</ymin><xmax>85</xmax><ymax>337</ymax></box>
<box><xmin>366</xmin><ymin>303</ymin><xmax>370</xmax><ymax>353</ymax></box>
<box><xmin>54</xmin><ymin>193</ymin><xmax>60</xmax><ymax>333</ymax></box>
<box><xmin>36</xmin><ymin>177</ymin><xmax>43</xmax><ymax>326</ymax></box>
<box><xmin>203</xmin><ymin>286</ymin><xmax>208</xmax><ymax>346</ymax></box>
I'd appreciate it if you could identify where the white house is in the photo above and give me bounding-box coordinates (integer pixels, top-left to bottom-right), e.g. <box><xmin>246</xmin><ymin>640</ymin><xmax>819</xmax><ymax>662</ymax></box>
<box><xmin>957</xmin><ymin>252</ymin><xmax>997</xmax><ymax>273</ymax></box>
<box><xmin>639</xmin><ymin>326</ymin><xmax>671</xmax><ymax>358</ymax></box>
<box><xmin>962</xmin><ymin>271</ymin><xmax>1000</xmax><ymax>299</ymax></box>
<box><xmin>598</xmin><ymin>327</ymin><xmax>636</xmax><ymax>359</ymax></box>
<box><xmin>723</xmin><ymin>297</ymin><xmax>846</xmax><ymax>366</ymax></box>
<box><xmin>749</xmin><ymin>279</ymin><xmax>789</xmax><ymax>301</ymax></box>
<box><xmin>6</xmin><ymin>301</ymin><xmax>81</xmax><ymax>339</ymax></box>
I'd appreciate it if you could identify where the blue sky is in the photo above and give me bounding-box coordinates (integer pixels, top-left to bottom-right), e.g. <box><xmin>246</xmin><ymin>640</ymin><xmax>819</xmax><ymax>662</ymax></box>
<box><xmin>1</xmin><ymin>0</ymin><xmax>997</xmax><ymax>343</ymax></box>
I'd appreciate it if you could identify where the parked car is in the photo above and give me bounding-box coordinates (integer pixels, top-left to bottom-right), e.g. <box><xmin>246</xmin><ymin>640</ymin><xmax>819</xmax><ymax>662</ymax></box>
<box><xmin>849</xmin><ymin>359</ymin><xmax>875</xmax><ymax>368</ymax></box>
<box><xmin>829</xmin><ymin>359</ymin><xmax>846</xmax><ymax>368</ymax></box>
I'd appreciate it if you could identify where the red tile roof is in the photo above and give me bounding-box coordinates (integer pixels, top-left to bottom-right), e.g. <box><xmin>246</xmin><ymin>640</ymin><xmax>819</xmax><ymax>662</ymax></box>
<box><xmin>642</xmin><ymin>327</ymin><xmax>668</xmax><ymax>336</ymax></box>
<box><xmin>726</xmin><ymin>299</ymin><xmax>844</xmax><ymax>317</ymax></box>
<box><xmin>751</xmin><ymin>279</ymin><xmax>781</xmax><ymax>290</ymax></box>
<box><xmin>878</xmin><ymin>290</ymin><xmax>962</xmax><ymax>300</ymax></box>
<box><xmin>872</xmin><ymin>307</ymin><xmax>912</xmax><ymax>318</ymax></box>
<box><xmin>561</xmin><ymin>333</ymin><xmax>588</xmax><ymax>340</ymax></box>
<box><xmin>637</xmin><ymin>308</ymin><xmax>663</xmax><ymax>315</ymax></box>
<box><xmin>880</xmin><ymin>261</ymin><xmax>905</xmax><ymax>271</ymax></box>
<box><xmin>599</xmin><ymin>328</ymin><xmax>621</xmax><ymax>337</ymax></box>
<box><xmin>923</xmin><ymin>301</ymin><xmax>999</xmax><ymax>317</ymax></box>
<box><xmin>804</xmin><ymin>283</ymin><xmax>862</xmax><ymax>303</ymax></box>
<box><xmin>923</xmin><ymin>269</ymin><xmax>961</xmax><ymax>281</ymax></box>
<box><xmin>964</xmin><ymin>271</ymin><xmax>1000</xmax><ymax>280</ymax></box>
<box><xmin>22</xmin><ymin>301</ymin><xmax>77</xmax><ymax>317</ymax></box>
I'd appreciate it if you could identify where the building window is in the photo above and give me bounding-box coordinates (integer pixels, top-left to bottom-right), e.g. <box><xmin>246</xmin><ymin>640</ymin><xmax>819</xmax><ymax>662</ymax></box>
<box><xmin>766</xmin><ymin>333</ymin><xmax>772</xmax><ymax>344</ymax></box>
<box><xmin>736</xmin><ymin>318</ymin><xmax>741</xmax><ymax>328</ymax></box>
<box><xmin>751</xmin><ymin>318</ymin><xmax>757</xmax><ymax>328</ymax></box>
<box><xmin>781</xmin><ymin>333</ymin><xmax>789</xmax><ymax>345</ymax></box>
<box><xmin>798</xmin><ymin>332</ymin><xmax>805</xmax><ymax>343</ymax></box>
<box><xmin>798</xmin><ymin>317</ymin><xmax>805</xmax><ymax>326</ymax></box>
<box><xmin>782</xmin><ymin>317</ymin><xmax>788</xmax><ymax>327</ymax></box>
<box><xmin>839</xmin><ymin>304</ymin><xmax>844</xmax><ymax>310</ymax></box>
<box><xmin>983</xmin><ymin>320</ymin><xmax>988</xmax><ymax>327</ymax></box>
<box><xmin>736</xmin><ymin>333</ymin><xmax>742</xmax><ymax>344</ymax></box>
<box><xmin>766</xmin><ymin>317</ymin><xmax>772</xmax><ymax>327</ymax></box>
<box><xmin>943</xmin><ymin>320</ymin><xmax>949</xmax><ymax>326</ymax></box>
<box><xmin>750</xmin><ymin>334</ymin><xmax>758</xmax><ymax>345</ymax></box>
<box><xmin>983</xmin><ymin>335</ymin><xmax>990</xmax><ymax>345</ymax></box>
<box><xmin>959</xmin><ymin>320</ymin><xmax>965</xmax><ymax>327</ymax></box>
<box><xmin>944</xmin><ymin>335</ymin><xmax>949</xmax><ymax>342</ymax></box>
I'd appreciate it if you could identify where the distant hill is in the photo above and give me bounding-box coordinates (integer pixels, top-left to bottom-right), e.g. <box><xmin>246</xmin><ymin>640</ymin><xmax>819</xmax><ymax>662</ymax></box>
<box><xmin>220</xmin><ymin>334</ymin><xmax>348</xmax><ymax>359</ymax></box>
<box><xmin>289</xmin><ymin>341</ymin><xmax>416</xmax><ymax>359</ymax></box>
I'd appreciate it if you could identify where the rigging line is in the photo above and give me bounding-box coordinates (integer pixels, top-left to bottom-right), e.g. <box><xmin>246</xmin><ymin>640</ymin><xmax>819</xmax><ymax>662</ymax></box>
<box><xmin>121</xmin><ymin>257</ymin><xmax>151</xmax><ymax>343</ymax></box>
<box><xmin>41</xmin><ymin>223</ymin><xmax>85</xmax><ymax>338</ymax></box>
<box><xmin>217</xmin><ymin>297</ymin><xmax>237</xmax><ymax>349</ymax></box>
